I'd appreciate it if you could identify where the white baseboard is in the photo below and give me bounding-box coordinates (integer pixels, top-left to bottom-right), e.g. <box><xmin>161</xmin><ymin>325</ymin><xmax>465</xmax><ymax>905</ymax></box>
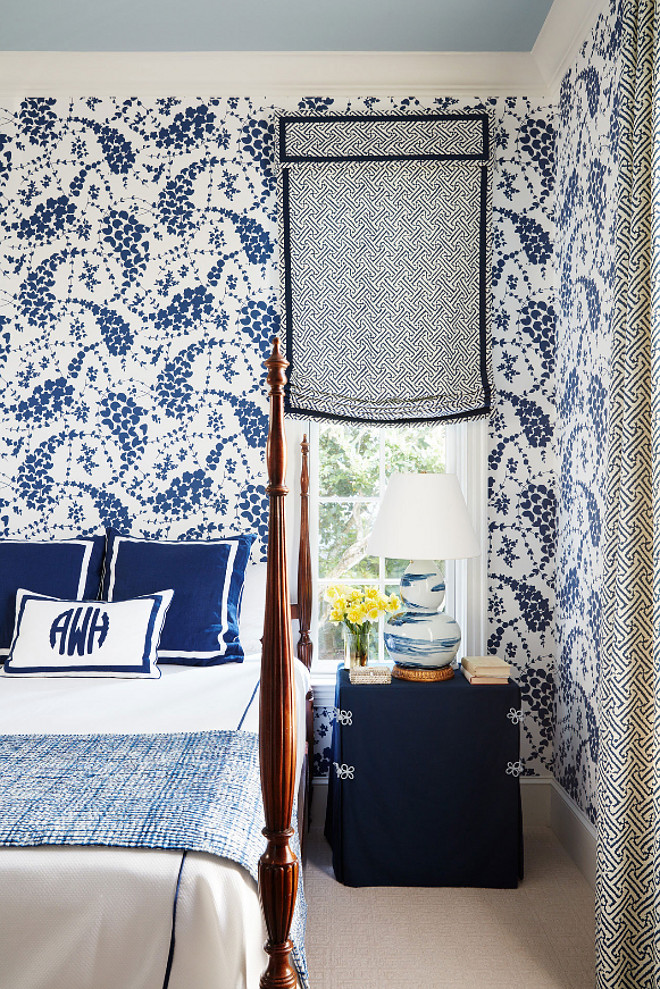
<box><xmin>549</xmin><ymin>779</ymin><xmax>596</xmax><ymax>888</ymax></box>
<box><xmin>312</xmin><ymin>776</ymin><xmax>597</xmax><ymax>887</ymax></box>
<box><xmin>310</xmin><ymin>780</ymin><xmax>328</xmax><ymax>831</ymax></box>
<box><xmin>521</xmin><ymin>777</ymin><xmax>596</xmax><ymax>887</ymax></box>
<box><xmin>520</xmin><ymin>776</ymin><xmax>552</xmax><ymax>828</ymax></box>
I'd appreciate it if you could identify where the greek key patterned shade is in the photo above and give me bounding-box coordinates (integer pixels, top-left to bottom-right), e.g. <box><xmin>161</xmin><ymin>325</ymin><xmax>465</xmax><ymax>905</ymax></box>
<box><xmin>276</xmin><ymin>113</ymin><xmax>493</xmax><ymax>424</ymax></box>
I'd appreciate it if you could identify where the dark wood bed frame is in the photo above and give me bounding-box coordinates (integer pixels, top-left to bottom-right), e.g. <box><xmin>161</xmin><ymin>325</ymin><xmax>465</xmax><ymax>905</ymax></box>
<box><xmin>259</xmin><ymin>337</ymin><xmax>312</xmax><ymax>989</ymax></box>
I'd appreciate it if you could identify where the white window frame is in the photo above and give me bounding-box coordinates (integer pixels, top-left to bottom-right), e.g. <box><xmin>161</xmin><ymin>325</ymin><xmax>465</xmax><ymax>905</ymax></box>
<box><xmin>284</xmin><ymin>417</ymin><xmax>488</xmax><ymax>686</ymax></box>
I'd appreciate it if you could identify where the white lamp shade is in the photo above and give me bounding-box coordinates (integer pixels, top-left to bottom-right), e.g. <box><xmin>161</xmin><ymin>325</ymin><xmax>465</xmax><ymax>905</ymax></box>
<box><xmin>367</xmin><ymin>472</ymin><xmax>480</xmax><ymax>560</ymax></box>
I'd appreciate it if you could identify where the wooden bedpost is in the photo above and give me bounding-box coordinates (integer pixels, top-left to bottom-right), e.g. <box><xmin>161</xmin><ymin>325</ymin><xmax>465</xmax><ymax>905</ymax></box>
<box><xmin>297</xmin><ymin>435</ymin><xmax>313</xmax><ymax>671</ymax></box>
<box><xmin>259</xmin><ymin>337</ymin><xmax>299</xmax><ymax>989</ymax></box>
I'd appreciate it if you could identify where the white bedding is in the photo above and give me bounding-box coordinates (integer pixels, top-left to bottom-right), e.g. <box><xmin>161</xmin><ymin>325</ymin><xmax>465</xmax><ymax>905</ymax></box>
<box><xmin>0</xmin><ymin>656</ymin><xmax>311</xmax><ymax>989</ymax></box>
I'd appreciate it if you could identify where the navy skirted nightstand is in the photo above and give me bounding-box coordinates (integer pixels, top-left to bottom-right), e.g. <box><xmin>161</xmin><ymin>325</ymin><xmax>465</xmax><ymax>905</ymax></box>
<box><xmin>324</xmin><ymin>666</ymin><xmax>524</xmax><ymax>888</ymax></box>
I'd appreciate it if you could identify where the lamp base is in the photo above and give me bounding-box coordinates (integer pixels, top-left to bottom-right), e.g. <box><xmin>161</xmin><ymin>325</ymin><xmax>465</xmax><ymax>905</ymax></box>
<box><xmin>392</xmin><ymin>664</ymin><xmax>454</xmax><ymax>682</ymax></box>
<box><xmin>383</xmin><ymin>559</ymin><xmax>461</xmax><ymax>670</ymax></box>
<box><xmin>383</xmin><ymin>608</ymin><xmax>461</xmax><ymax>670</ymax></box>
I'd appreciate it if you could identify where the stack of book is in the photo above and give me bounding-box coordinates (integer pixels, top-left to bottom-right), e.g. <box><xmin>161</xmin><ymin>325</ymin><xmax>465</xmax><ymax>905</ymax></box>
<box><xmin>460</xmin><ymin>656</ymin><xmax>510</xmax><ymax>685</ymax></box>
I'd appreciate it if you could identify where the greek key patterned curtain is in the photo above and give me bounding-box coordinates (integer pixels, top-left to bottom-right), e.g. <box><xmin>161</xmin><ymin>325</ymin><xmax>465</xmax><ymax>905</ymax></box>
<box><xmin>597</xmin><ymin>2</ymin><xmax>660</xmax><ymax>986</ymax></box>
<box><xmin>276</xmin><ymin>114</ymin><xmax>493</xmax><ymax>424</ymax></box>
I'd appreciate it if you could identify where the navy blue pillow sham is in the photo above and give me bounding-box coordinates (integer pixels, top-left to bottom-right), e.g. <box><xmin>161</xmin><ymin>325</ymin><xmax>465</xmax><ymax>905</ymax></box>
<box><xmin>102</xmin><ymin>530</ymin><xmax>255</xmax><ymax>665</ymax></box>
<box><xmin>0</xmin><ymin>536</ymin><xmax>105</xmax><ymax>657</ymax></box>
<box><xmin>75</xmin><ymin>533</ymin><xmax>106</xmax><ymax>599</ymax></box>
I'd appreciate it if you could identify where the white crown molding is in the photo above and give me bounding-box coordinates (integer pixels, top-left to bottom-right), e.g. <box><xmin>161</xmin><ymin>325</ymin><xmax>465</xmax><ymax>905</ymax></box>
<box><xmin>532</xmin><ymin>0</ymin><xmax>607</xmax><ymax>97</ymax></box>
<box><xmin>0</xmin><ymin>50</ymin><xmax>548</xmax><ymax>100</ymax></box>
<box><xmin>0</xmin><ymin>1</ymin><xmax>607</xmax><ymax>106</ymax></box>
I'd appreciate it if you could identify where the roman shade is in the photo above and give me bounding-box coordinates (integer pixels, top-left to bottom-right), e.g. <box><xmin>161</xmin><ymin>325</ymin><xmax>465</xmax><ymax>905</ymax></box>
<box><xmin>276</xmin><ymin>113</ymin><xmax>493</xmax><ymax>425</ymax></box>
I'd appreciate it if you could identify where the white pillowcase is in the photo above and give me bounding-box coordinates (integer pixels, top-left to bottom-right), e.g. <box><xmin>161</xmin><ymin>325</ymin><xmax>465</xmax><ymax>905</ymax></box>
<box><xmin>2</xmin><ymin>589</ymin><xmax>173</xmax><ymax>679</ymax></box>
<box><xmin>239</xmin><ymin>562</ymin><xmax>266</xmax><ymax>656</ymax></box>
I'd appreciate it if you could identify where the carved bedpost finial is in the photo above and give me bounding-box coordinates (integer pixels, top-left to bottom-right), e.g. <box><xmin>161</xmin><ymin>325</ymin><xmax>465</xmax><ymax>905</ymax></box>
<box><xmin>264</xmin><ymin>337</ymin><xmax>289</xmax><ymax>497</ymax></box>
<box><xmin>300</xmin><ymin>434</ymin><xmax>309</xmax><ymax>494</ymax></box>
<box><xmin>264</xmin><ymin>336</ymin><xmax>288</xmax><ymax>399</ymax></box>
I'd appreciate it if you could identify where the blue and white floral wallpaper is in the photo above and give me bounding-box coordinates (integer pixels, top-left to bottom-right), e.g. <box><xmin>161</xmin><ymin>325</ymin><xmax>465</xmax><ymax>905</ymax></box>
<box><xmin>553</xmin><ymin>0</ymin><xmax>621</xmax><ymax>825</ymax></box>
<box><xmin>0</xmin><ymin>98</ymin><xmax>275</xmax><ymax>555</ymax></box>
<box><xmin>485</xmin><ymin>100</ymin><xmax>556</xmax><ymax>780</ymax></box>
<box><xmin>3</xmin><ymin>85</ymin><xmax>609</xmax><ymax>795</ymax></box>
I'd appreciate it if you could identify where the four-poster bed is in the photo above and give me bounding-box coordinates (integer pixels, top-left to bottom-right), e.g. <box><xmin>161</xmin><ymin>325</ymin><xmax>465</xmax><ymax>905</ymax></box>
<box><xmin>258</xmin><ymin>336</ymin><xmax>308</xmax><ymax>988</ymax></box>
<box><xmin>0</xmin><ymin>338</ymin><xmax>312</xmax><ymax>989</ymax></box>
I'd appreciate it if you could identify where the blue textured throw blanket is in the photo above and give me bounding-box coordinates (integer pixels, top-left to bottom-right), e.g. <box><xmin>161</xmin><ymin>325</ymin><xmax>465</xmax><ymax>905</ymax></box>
<box><xmin>0</xmin><ymin>730</ymin><xmax>308</xmax><ymax>988</ymax></box>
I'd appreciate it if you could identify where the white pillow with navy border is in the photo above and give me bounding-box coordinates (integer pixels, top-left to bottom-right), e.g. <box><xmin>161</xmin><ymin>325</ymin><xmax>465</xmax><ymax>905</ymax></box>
<box><xmin>2</xmin><ymin>588</ymin><xmax>174</xmax><ymax>678</ymax></box>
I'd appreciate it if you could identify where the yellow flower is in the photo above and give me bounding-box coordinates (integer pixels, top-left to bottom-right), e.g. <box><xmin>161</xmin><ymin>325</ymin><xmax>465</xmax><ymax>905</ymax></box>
<box><xmin>347</xmin><ymin>604</ymin><xmax>367</xmax><ymax>624</ymax></box>
<box><xmin>326</xmin><ymin>585</ymin><xmax>346</xmax><ymax>603</ymax></box>
<box><xmin>325</xmin><ymin>584</ymin><xmax>402</xmax><ymax>632</ymax></box>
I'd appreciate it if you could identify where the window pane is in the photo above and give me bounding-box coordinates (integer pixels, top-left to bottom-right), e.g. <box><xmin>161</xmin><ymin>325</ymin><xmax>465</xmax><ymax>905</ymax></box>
<box><xmin>384</xmin><ymin>557</ymin><xmax>410</xmax><ymax>580</ymax></box>
<box><xmin>318</xmin><ymin>502</ymin><xmax>379</xmax><ymax>579</ymax></box>
<box><xmin>319</xmin><ymin>424</ymin><xmax>380</xmax><ymax>497</ymax></box>
<box><xmin>384</xmin><ymin>425</ymin><xmax>445</xmax><ymax>478</ymax></box>
<box><xmin>313</xmin><ymin>419</ymin><xmax>448</xmax><ymax>669</ymax></box>
<box><xmin>318</xmin><ymin>593</ymin><xmax>344</xmax><ymax>664</ymax></box>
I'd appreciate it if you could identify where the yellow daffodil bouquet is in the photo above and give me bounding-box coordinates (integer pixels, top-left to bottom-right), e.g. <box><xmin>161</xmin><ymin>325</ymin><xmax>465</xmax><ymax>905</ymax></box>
<box><xmin>326</xmin><ymin>585</ymin><xmax>401</xmax><ymax>667</ymax></box>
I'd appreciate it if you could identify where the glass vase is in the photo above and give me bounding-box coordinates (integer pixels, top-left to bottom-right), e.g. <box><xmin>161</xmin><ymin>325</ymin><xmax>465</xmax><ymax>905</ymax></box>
<box><xmin>344</xmin><ymin>626</ymin><xmax>371</xmax><ymax>670</ymax></box>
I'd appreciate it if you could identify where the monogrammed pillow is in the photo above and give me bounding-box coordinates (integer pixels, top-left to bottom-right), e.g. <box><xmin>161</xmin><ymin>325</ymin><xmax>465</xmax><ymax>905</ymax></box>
<box><xmin>2</xmin><ymin>589</ymin><xmax>173</xmax><ymax>678</ymax></box>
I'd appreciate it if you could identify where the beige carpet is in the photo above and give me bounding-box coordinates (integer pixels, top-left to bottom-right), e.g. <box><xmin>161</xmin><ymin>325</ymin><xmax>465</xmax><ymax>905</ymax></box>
<box><xmin>304</xmin><ymin>826</ymin><xmax>594</xmax><ymax>989</ymax></box>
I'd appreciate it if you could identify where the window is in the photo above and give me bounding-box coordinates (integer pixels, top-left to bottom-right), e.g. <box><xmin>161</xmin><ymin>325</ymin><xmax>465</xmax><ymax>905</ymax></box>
<box><xmin>304</xmin><ymin>419</ymin><xmax>487</xmax><ymax>676</ymax></box>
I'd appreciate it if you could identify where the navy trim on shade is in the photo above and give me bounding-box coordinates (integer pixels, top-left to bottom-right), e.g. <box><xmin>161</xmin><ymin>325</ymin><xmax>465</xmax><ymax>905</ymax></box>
<box><xmin>281</xmin><ymin>123</ymin><xmax>493</xmax><ymax>426</ymax></box>
<box><xmin>481</xmin><ymin>115</ymin><xmax>490</xmax><ymax>161</ymax></box>
<box><xmin>279</xmin><ymin>113</ymin><xmax>490</xmax><ymax>164</ymax></box>
<box><xmin>479</xmin><ymin>163</ymin><xmax>492</xmax><ymax>410</ymax></box>
<box><xmin>282</xmin><ymin>403</ymin><xmax>493</xmax><ymax>427</ymax></box>
<box><xmin>282</xmin><ymin>166</ymin><xmax>295</xmax><ymax>415</ymax></box>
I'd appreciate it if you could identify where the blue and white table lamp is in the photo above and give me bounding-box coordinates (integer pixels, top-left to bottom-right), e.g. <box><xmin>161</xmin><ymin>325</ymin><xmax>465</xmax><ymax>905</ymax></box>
<box><xmin>367</xmin><ymin>473</ymin><xmax>480</xmax><ymax>682</ymax></box>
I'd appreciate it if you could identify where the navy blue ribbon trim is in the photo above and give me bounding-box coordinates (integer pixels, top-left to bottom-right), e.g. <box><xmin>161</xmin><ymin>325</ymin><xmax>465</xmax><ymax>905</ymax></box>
<box><xmin>282</xmin><ymin>403</ymin><xmax>493</xmax><ymax>426</ymax></box>
<box><xmin>282</xmin><ymin>167</ymin><xmax>295</xmax><ymax>414</ymax></box>
<box><xmin>237</xmin><ymin>679</ymin><xmax>260</xmax><ymax>731</ymax></box>
<box><xmin>479</xmin><ymin>163</ymin><xmax>492</xmax><ymax>410</ymax></box>
<box><xmin>279</xmin><ymin>113</ymin><xmax>489</xmax><ymax>164</ymax></box>
<box><xmin>162</xmin><ymin>850</ymin><xmax>187</xmax><ymax>989</ymax></box>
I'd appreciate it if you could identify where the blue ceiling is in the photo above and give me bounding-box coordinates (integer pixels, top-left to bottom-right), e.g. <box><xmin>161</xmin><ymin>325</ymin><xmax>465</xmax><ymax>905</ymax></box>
<box><xmin>1</xmin><ymin>0</ymin><xmax>554</xmax><ymax>51</ymax></box>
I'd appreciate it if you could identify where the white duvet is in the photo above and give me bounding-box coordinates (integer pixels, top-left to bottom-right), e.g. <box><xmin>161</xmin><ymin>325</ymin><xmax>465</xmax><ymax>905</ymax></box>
<box><xmin>0</xmin><ymin>656</ymin><xmax>310</xmax><ymax>989</ymax></box>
